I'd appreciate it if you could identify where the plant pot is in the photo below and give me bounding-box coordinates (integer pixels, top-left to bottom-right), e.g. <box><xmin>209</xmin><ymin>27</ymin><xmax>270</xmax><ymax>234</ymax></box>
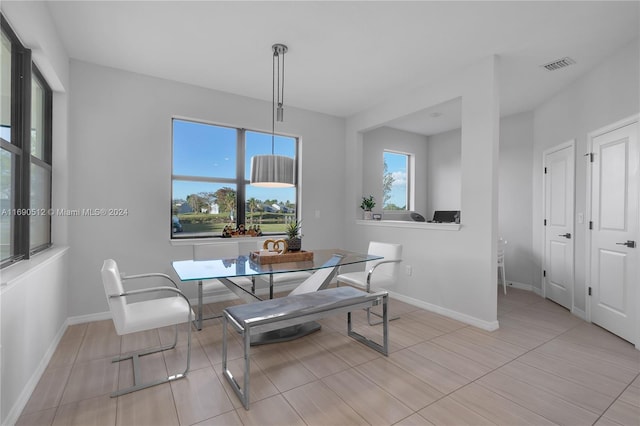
<box><xmin>287</xmin><ymin>237</ymin><xmax>302</xmax><ymax>252</ymax></box>
<box><xmin>363</xmin><ymin>211</ymin><xmax>373</xmax><ymax>220</ymax></box>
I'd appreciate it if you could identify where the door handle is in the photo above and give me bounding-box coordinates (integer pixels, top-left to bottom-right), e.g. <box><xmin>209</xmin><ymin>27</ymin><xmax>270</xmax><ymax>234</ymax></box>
<box><xmin>558</xmin><ymin>233</ymin><xmax>571</xmax><ymax>239</ymax></box>
<box><xmin>616</xmin><ymin>240</ymin><xmax>636</xmax><ymax>248</ymax></box>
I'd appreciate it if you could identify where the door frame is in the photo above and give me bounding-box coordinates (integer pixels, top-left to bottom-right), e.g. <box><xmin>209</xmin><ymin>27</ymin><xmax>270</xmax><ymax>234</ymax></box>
<box><xmin>585</xmin><ymin>114</ymin><xmax>640</xmax><ymax>348</ymax></box>
<box><xmin>541</xmin><ymin>140</ymin><xmax>576</xmax><ymax>309</ymax></box>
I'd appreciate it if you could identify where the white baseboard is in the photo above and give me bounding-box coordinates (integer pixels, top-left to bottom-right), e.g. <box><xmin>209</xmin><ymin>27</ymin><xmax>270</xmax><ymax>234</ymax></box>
<box><xmin>387</xmin><ymin>290</ymin><xmax>500</xmax><ymax>331</ymax></box>
<box><xmin>505</xmin><ymin>282</ymin><xmax>589</xmax><ymax>319</ymax></box>
<box><xmin>530</xmin><ymin>285</ymin><xmax>543</xmax><ymax>297</ymax></box>
<box><xmin>67</xmin><ymin>311</ymin><xmax>112</xmax><ymax>325</ymax></box>
<box><xmin>501</xmin><ymin>280</ymin><xmax>540</xmax><ymax>293</ymax></box>
<box><xmin>571</xmin><ymin>306</ymin><xmax>587</xmax><ymax>321</ymax></box>
<box><xmin>4</xmin><ymin>320</ymin><xmax>68</xmax><ymax>426</ymax></box>
<box><xmin>65</xmin><ymin>283</ymin><xmax>304</xmax><ymax>326</ymax></box>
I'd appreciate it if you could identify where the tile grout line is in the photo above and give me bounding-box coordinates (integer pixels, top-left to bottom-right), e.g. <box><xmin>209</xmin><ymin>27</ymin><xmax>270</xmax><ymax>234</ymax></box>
<box><xmin>412</xmin><ymin>297</ymin><xmax>594</xmax><ymax>425</ymax></box>
<box><xmin>456</xmin><ymin>303</ymin><xmax>628</xmax><ymax>425</ymax></box>
<box><xmin>50</xmin><ymin>325</ymin><xmax>89</xmax><ymax>426</ymax></box>
<box><xmin>17</xmin><ymin>291</ymin><xmax>637</xmax><ymax>426</ymax></box>
<box><xmin>590</xmin><ymin>371</ymin><xmax>640</xmax><ymax>426</ymax></box>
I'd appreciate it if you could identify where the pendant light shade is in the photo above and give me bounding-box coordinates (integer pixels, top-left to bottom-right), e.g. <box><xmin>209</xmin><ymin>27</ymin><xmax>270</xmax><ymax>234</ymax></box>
<box><xmin>250</xmin><ymin>154</ymin><xmax>295</xmax><ymax>187</ymax></box>
<box><xmin>250</xmin><ymin>43</ymin><xmax>296</xmax><ymax>187</ymax></box>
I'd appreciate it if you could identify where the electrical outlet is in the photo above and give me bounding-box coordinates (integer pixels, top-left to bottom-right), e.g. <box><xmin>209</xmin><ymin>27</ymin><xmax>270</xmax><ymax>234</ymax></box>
<box><xmin>405</xmin><ymin>265</ymin><xmax>412</xmax><ymax>276</ymax></box>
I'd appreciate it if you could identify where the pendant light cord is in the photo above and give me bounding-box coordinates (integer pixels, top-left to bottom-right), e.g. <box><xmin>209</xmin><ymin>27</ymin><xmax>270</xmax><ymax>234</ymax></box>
<box><xmin>271</xmin><ymin>44</ymin><xmax>286</xmax><ymax>155</ymax></box>
<box><xmin>280</xmin><ymin>50</ymin><xmax>284</xmax><ymax>109</ymax></box>
<box><xmin>271</xmin><ymin>48</ymin><xmax>276</xmax><ymax>155</ymax></box>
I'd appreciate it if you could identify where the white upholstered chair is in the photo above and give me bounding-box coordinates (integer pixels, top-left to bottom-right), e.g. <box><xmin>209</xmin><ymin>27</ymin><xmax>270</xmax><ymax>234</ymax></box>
<box><xmin>497</xmin><ymin>238</ymin><xmax>507</xmax><ymax>294</ymax></box>
<box><xmin>101</xmin><ymin>259</ymin><xmax>193</xmax><ymax>397</ymax></box>
<box><xmin>336</xmin><ymin>241</ymin><xmax>402</xmax><ymax>325</ymax></box>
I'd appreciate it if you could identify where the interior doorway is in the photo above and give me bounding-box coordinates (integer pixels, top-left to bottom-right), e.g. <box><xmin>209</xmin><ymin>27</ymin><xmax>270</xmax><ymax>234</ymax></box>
<box><xmin>587</xmin><ymin>116</ymin><xmax>639</xmax><ymax>346</ymax></box>
<box><xmin>542</xmin><ymin>141</ymin><xmax>575</xmax><ymax>310</ymax></box>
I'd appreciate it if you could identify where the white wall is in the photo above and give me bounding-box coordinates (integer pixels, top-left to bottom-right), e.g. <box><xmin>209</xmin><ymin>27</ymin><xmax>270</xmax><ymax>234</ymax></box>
<box><xmin>360</xmin><ymin>112</ymin><xmax>534</xmax><ymax>294</ymax></box>
<box><xmin>344</xmin><ymin>56</ymin><xmax>500</xmax><ymax>329</ymax></box>
<box><xmin>426</xmin><ymin>128</ymin><xmax>461</xmax><ymax>219</ymax></box>
<box><xmin>532</xmin><ymin>39</ymin><xmax>639</xmax><ymax>313</ymax></box>
<box><xmin>0</xmin><ymin>2</ymin><xmax>70</xmax><ymax>424</ymax></box>
<box><xmin>67</xmin><ymin>60</ymin><xmax>346</xmax><ymax>317</ymax></box>
<box><xmin>499</xmin><ymin>112</ymin><xmax>535</xmax><ymax>288</ymax></box>
<box><xmin>362</xmin><ymin>127</ymin><xmax>428</xmax><ymax>217</ymax></box>
<box><xmin>1</xmin><ymin>249</ymin><xmax>69</xmax><ymax>424</ymax></box>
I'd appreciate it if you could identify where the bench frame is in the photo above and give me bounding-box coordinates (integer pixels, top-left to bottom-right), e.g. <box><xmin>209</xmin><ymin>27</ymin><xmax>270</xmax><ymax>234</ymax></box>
<box><xmin>221</xmin><ymin>289</ymin><xmax>389</xmax><ymax>409</ymax></box>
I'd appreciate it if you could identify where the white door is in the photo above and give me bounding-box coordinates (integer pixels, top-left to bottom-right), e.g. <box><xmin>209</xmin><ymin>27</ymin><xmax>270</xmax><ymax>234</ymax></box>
<box><xmin>543</xmin><ymin>142</ymin><xmax>575</xmax><ymax>310</ymax></box>
<box><xmin>590</xmin><ymin>120</ymin><xmax>639</xmax><ymax>344</ymax></box>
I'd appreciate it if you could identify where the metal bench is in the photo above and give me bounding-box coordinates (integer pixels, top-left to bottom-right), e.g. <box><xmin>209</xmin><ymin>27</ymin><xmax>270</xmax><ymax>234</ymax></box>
<box><xmin>221</xmin><ymin>286</ymin><xmax>389</xmax><ymax>409</ymax></box>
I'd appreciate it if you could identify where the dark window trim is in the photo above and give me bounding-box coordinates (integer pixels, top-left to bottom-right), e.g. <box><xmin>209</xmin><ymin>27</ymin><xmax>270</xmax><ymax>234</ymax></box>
<box><xmin>1</xmin><ymin>14</ymin><xmax>53</xmax><ymax>268</ymax></box>
<box><xmin>171</xmin><ymin>117</ymin><xmax>299</xmax><ymax>240</ymax></box>
<box><xmin>29</xmin><ymin>66</ymin><xmax>53</xmax><ymax>256</ymax></box>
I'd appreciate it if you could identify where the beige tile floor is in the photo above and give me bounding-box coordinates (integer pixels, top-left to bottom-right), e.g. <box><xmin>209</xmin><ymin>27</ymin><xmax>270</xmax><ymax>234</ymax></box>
<box><xmin>17</xmin><ymin>288</ymin><xmax>640</xmax><ymax>426</ymax></box>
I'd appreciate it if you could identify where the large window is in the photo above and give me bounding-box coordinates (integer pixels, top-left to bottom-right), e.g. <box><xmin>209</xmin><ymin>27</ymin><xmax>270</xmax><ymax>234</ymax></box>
<box><xmin>172</xmin><ymin>118</ymin><xmax>298</xmax><ymax>238</ymax></box>
<box><xmin>383</xmin><ymin>150</ymin><xmax>410</xmax><ymax>210</ymax></box>
<box><xmin>1</xmin><ymin>16</ymin><xmax>53</xmax><ymax>267</ymax></box>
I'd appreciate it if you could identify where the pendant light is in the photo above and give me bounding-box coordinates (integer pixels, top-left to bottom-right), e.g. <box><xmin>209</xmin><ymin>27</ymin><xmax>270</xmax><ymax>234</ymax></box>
<box><xmin>250</xmin><ymin>44</ymin><xmax>295</xmax><ymax>187</ymax></box>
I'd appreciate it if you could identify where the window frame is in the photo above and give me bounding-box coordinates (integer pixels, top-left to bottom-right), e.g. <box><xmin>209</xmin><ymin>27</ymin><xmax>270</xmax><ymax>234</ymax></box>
<box><xmin>29</xmin><ymin>66</ymin><xmax>53</xmax><ymax>253</ymax></box>
<box><xmin>171</xmin><ymin>117</ymin><xmax>300</xmax><ymax>239</ymax></box>
<box><xmin>1</xmin><ymin>15</ymin><xmax>53</xmax><ymax>268</ymax></box>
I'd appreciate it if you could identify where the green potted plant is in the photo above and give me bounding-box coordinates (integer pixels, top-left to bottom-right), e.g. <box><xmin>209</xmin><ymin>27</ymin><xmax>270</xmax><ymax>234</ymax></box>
<box><xmin>285</xmin><ymin>219</ymin><xmax>302</xmax><ymax>252</ymax></box>
<box><xmin>360</xmin><ymin>195</ymin><xmax>376</xmax><ymax>220</ymax></box>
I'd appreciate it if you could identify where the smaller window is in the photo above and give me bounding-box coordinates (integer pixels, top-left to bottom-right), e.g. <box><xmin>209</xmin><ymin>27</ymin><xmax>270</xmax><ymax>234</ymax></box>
<box><xmin>383</xmin><ymin>151</ymin><xmax>410</xmax><ymax>210</ymax></box>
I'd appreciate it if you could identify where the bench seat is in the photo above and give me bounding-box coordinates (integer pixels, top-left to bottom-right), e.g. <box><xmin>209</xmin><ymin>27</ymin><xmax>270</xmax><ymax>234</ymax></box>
<box><xmin>222</xmin><ymin>286</ymin><xmax>389</xmax><ymax>409</ymax></box>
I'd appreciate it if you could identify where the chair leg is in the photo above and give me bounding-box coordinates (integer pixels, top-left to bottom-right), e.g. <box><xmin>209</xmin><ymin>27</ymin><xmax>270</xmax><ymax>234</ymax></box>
<box><xmin>111</xmin><ymin>321</ymin><xmax>192</xmax><ymax>397</ymax></box>
<box><xmin>363</xmin><ymin>281</ymin><xmax>399</xmax><ymax>325</ymax></box>
<box><xmin>499</xmin><ymin>265</ymin><xmax>507</xmax><ymax>294</ymax></box>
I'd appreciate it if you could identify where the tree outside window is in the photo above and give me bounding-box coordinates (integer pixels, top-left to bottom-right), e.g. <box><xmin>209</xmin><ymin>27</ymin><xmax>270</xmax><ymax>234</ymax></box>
<box><xmin>171</xmin><ymin>119</ymin><xmax>298</xmax><ymax>238</ymax></box>
<box><xmin>383</xmin><ymin>151</ymin><xmax>409</xmax><ymax>210</ymax></box>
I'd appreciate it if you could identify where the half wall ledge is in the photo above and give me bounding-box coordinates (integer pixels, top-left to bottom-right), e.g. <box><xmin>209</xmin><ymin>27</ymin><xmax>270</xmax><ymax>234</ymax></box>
<box><xmin>355</xmin><ymin>220</ymin><xmax>461</xmax><ymax>231</ymax></box>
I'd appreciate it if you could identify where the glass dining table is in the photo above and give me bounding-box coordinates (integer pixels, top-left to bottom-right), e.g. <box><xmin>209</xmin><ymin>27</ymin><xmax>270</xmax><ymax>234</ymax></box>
<box><xmin>172</xmin><ymin>248</ymin><xmax>382</xmax><ymax>331</ymax></box>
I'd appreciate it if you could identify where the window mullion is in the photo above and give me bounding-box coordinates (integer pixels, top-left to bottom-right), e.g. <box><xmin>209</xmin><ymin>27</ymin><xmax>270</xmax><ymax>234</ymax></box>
<box><xmin>236</xmin><ymin>129</ymin><xmax>246</xmax><ymax>224</ymax></box>
<box><xmin>171</xmin><ymin>119</ymin><xmax>297</xmax><ymax>239</ymax></box>
<box><xmin>15</xmin><ymin>45</ymin><xmax>32</xmax><ymax>258</ymax></box>
<box><xmin>172</xmin><ymin>175</ymin><xmax>237</xmax><ymax>184</ymax></box>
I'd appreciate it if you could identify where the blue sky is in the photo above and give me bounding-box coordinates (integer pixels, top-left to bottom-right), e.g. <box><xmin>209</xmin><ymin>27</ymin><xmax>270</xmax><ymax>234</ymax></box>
<box><xmin>384</xmin><ymin>151</ymin><xmax>408</xmax><ymax>208</ymax></box>
<box><xmin>172</xmin><ymin>119</ymin><xmax>407</xmax><ymax>209</ymax></box>
<box><xmin>173</xmin><ymin>119</ymin><xmax>296</xmax><ymax>204</ymax></box>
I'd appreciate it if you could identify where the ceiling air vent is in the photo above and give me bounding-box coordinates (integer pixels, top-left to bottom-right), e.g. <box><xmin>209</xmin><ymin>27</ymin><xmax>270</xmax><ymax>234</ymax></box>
<box><xmin>542</xmin><ymin>57</ymin><xmax>576</xmax><ymax>71</ymax></box>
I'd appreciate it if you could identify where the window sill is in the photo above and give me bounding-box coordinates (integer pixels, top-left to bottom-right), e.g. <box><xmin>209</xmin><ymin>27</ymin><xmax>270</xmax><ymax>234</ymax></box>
<box><xmin>355</xmin><ymin>220</ymin><xmax>461</xmax><ymax>231</ymax></box>
<box><xmin>170</xmin><ymin>236</ymin><xmax>284</xmax><ymax>246</ymax></box>
<box><xmin>1</xmin><ymin>246</ymin><xmax>70</xmax><ymax>291</ymax></box>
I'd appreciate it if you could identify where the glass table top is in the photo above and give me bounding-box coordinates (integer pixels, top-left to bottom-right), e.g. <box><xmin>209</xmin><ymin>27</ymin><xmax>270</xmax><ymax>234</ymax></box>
<box><xmin>172</xmin><ymin>248</ymin><xmax>382</xmax><ymax>281</ymax></box>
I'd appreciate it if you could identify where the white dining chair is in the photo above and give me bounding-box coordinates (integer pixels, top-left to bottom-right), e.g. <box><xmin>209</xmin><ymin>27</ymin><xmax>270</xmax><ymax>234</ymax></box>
<box><xmin>336</xmin><ymin>241</ymin><xmax>402</xmax><ymax>325</ymax></box>
<box><xmin>497</xmin><ymin>238</ymin><xmax>507</xmax><ymax>294</ymax></box>
<box><xmin>101</xmin><ymin>259</ymin><xmax>193</xmax><ymax>397</ymax></box>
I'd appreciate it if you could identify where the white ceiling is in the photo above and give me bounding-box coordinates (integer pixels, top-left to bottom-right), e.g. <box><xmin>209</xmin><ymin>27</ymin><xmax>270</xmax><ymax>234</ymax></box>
<box><xmin>45</xmin><ymin>1</ymin><xmax>638</xmax><ymax>134</ymax></box>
